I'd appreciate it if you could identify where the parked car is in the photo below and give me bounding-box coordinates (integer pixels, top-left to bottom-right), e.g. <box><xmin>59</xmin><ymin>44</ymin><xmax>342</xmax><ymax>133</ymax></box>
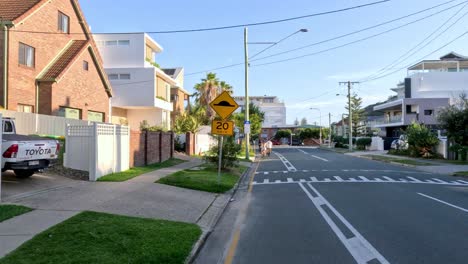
<box><xmin>290</xmin><ymin>138</ymin><xmax>304</xmax><ymax>146</ymax></box>
<box><xmin>391</xmin><ymin>134</ymin><xmax>408</xmax><ymax>150</ymax></box>
<box><xmin>271</xmin><ymin>139</ymin><xmax>281</xmax><ymax>145</ymax></box>
<box><xmin>1</xmin><ymin>118</ymin><xmax>59</xmax><ymax>178</ymax></box>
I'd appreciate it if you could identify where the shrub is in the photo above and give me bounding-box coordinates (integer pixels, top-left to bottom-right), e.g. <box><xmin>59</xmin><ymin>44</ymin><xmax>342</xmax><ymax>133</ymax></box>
<box><xmin>274</xmin><ymin>129</ymin><xmax>291</xmax><ymax>140</ymax></box>
<box><xmin>406</xmin><ymin>123</ymin><xmax>439</xmax><ymax>158</ymax></box>
<box><xmin>356</xmin><ymin>138</ymin><xmax>372</xmax><ymax>150</ymax></box>
<box><xmin>205</xmin><ymin>137</ymin><xmax>241</xmax><ymax>169</ymax></box>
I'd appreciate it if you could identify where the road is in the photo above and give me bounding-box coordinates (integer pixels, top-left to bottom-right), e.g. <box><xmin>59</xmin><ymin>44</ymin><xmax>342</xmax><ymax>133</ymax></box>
<box><xmin>195</xmin><ymin>147</ymin><xmax>468</xmax><ymax>264</ymax></box>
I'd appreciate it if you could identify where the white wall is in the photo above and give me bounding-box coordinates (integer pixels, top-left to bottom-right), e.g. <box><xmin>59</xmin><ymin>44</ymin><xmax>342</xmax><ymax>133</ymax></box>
<box><xmin>411</xmin><ymin>72</ymin><xmax>468</xmax><ymax>103</ymax></box>
<box><xmin>94</xmin><ymin>33</ymin><xmax>146</xmax><ymax>68</ymax></box>
<box><xmin>106</xmin><ymin>67</ymin><xmax>156</xmax><ymax>107</ymax></box>
<box><xmin>126</xmin><ymin>108</ymin><xmax>163</xmax><ymax>131</ymax></box>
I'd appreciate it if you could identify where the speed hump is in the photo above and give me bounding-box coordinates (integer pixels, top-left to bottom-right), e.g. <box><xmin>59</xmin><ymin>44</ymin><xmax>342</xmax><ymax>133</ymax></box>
<box><xmin>211</xmin><ymin>120</ymin><xmax>234</xmax><ymax>136</ymax></box>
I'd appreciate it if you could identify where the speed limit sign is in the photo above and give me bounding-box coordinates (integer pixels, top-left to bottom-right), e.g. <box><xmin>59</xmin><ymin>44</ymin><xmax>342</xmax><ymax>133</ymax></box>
<box><xmin>211</xmin><ymin>120</ymin><xmax>234</xmax><ymax>136</ymax></box>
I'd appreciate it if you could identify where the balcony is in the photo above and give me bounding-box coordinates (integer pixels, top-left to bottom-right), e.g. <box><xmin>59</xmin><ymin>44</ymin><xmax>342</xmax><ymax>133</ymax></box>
<box><xmin>154</xmin><ymin>97</ymin><xmax>173</xmax><ymax>111</ymax></box>
<box><xmin>371</xmin><ymin>115</ymin><xmax>403</xmax><ymax>128</ymax></box>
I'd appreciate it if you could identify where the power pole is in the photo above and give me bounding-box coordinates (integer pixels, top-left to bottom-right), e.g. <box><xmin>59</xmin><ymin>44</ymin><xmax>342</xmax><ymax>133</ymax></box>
<box><xmin>244</xmin><ymin>27</ymin><xmax>250</xmax><ymax>159</ymax></box>
<box><xmin>328</xmin><ymin>112</ymin><xmax>331</xmax><ymax>148</ymax></box>
<box><xmin>339</xmin><ymin>81</ymin><xmax>359</xmax><ymax>151</ymax></box>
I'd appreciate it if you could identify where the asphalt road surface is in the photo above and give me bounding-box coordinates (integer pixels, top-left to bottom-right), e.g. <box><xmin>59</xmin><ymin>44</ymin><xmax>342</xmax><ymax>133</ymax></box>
<box><xmin>196</xmin><ymin>147</ymin><xmax>468</xmax><ymax>264</ymax></box>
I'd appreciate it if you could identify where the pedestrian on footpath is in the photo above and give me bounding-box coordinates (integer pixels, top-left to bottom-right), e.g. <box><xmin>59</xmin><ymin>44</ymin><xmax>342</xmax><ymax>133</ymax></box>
<box><xmin>266</xmin><ymin>139</ymin><xmax>273</xmax><ymax>157</ymax></box>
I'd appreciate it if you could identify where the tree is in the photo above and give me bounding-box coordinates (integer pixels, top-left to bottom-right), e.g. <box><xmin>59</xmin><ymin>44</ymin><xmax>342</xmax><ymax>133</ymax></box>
<box><xmin>437</xmin><ymin>94</ymin><xmax>468</xmax><ymax>146</ymax></box>
<box><xmin>232</xmin><ymin>103</ymin><xmax>265</xmax><ymax>138</ymax></box>
<box><xmin>219</xmin><ymin>81</ymin><xmax>233</xmax><ymax>94</ymax></box>
<box><xmin>345</xmin><ymin>93</ymin><xmax>366</xmax><ymax>136</ymax></box>
<box><xmin>293</xmin><ymin>118</ymin><xmax>299</xmax><ymax>126</ymax></box>
<box><xmin>173</xmin><ymin>112</ymin><xmax>201</xmax><ymax>134</ymax></box>
<box><xmin>300</xmin><ymin>117</ymin><xmax>307</xmax><ymax>126</ymax></box>
<box><xmin>299</xmin><ymin>128</ymin><xmax>320</xmax><ymax>139</ymax></box>
<box><xmin>275</xmin><ymin>129</ymin><xmax>292</xmax><ymax>139</ymax></box>
<box><xmin>406</xmin><ymin>123</ymin><xmax>439</xmax><ymax>158</ymax></box>
<box><xmin>193</xmin><ymin>72</ymin><xmax>219</xmax><ymax>120</ymax></box>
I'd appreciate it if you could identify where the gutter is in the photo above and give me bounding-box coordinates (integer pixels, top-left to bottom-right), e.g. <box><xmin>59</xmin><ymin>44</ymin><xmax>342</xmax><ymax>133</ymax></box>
<box><xmin>1</xmin><ymin>21</ymin><xmax>13</xmax><ymax>109</ymax></box>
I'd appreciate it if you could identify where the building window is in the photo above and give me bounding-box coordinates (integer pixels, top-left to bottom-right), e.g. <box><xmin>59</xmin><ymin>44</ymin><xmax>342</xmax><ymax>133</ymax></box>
<box><xmin>58</xmin><ymin>12</ymin><xmax>69</xmax><ymax>33</ymax></box>
<box><xmin>108</xmin><ymin>74</ymin><xmax>118</xmax><ymax>80</ymax></box>
<box><xmin>119</xmin><ymin>74</ymin><xmax>131</xmax><ymax>80</ymax></box>
<box><xmin>105</xmin><ymin>40</ymin><xmax>118</xmax><ymax>46</ymax></box>
<box><xmin>19</xmin><ymin>43</ymin><xmax>35</xmax><ymax>67</ymax></box>
<box><xmin>424</xmin><ymin>110</ymin><xmax>433</xmax><ymax>116</ymax></box>
<box><xmin>118</xmin><ymin>40</ymin><xmax>130</xmax><ymax>45</ymax></box>
<box><xmin>83</xmin><ymin>61</ymin><xmax>89</xmax><ymax>71</ymax></box>
<box><xmin>58</xmin><ymin>107</ymin><xmax>81</xmax><ymax>120</ymax></box>
<box><xmin>17</xmin><ymin>104</ymin><xmax>34</xmax><ymax>113</ymax></box>
<box><xmin>88</xmin><ymin>111</ymin><xmax>104</xmax><ymax>122</ymax></box>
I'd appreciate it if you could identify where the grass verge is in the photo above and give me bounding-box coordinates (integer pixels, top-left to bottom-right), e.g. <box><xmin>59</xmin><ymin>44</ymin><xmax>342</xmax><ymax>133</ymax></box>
<box><xmin>98</xmin><ymin>158</ymin><xmax>186</xmax><ymax>182</ymax></box>
<box><xmin>364</xmin><ymin>155</ymin><xmax>434</xmax><ymax>166</ymax></box>
<box><xmin>0</xmin><ymin>211</ymin><xmax>201</xmax><ymax>264</ymax></box>
<box><xmin>453</xmin><ymin>171</ymin><xmax>468</xmax><ymax>177</ymax></box>
<box><xmin>157</xmin><ymin>165</ymin><xmax>247</xmax><ymax>193</ymax></box>
<box><xmin>0</xmin><ymin>205</ymin><xmax>32</xmax><ymax>223</ymax></box>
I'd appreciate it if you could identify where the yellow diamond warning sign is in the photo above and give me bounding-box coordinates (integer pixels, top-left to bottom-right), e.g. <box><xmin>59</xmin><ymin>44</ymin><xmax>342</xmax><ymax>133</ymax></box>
<box><xmin>209</xmin><ymin>91</ymin><xmax>239</xmax><ymax>120</ymax></box>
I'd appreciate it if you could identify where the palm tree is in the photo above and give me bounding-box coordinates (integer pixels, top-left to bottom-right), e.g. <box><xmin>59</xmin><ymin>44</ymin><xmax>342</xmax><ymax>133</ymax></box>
<box><xmin>194</xmin><ymin>72</ymin><xmax>219</xmax><ymax>120</ymax></box>
<box><xmin>220</xmin><ymin>81</ymin><xmax>233</xmax><ymax>94</ymax></box>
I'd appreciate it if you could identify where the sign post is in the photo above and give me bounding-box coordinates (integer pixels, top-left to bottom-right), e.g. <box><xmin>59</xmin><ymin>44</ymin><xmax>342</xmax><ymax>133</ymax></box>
<box><xmin>209</xmin><ymin>91</ymin><xmax>239</xmax><ymax>185</ymax></box>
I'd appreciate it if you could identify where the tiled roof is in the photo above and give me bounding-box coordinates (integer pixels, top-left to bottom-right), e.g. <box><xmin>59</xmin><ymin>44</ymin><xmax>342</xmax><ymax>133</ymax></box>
<box><xmin>40</xmin><ymin>40</ymin><xmax>89</xmax><ymax>81</ymax></box>
<box><xmin>0</xmin><ymin>0</ymin><xmax>42</xmax><ymax>21</ymax></box>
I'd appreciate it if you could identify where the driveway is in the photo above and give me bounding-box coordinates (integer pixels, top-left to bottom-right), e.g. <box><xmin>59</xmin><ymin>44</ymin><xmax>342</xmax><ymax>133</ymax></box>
<box><xmin>1</xmin><ymin>171</ymin><xmax>76</xmax><ymax>201</ymax></box>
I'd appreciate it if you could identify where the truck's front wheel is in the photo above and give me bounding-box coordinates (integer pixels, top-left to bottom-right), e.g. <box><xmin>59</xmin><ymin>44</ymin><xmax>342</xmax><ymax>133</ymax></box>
<box><xmin>14</xmin><ymin>170</ymin><xmax>35</xmax><ymax>178</ymax></box>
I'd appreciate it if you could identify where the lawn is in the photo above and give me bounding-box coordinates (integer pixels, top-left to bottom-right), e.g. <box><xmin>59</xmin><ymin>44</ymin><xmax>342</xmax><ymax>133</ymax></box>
<box><xmin>98</xmin><ymin>158</ymin><xmax>186</xmax><ymax>182</ymax></box>
<box><xmin>157</xmin><ymin>165</ymin><xmax>247</xmax><ymax>193</ymax></box>
<box><xmin>0</xmin><ymin>205</ymin><xmax>32</xmax><ymax>223</ymax></box>
<box><xmin>0</xmin><ymin>211</ymin><xmax>201</xmax><ymax>264</ymax></box>
<box><xmin>364</xmin><ymin>155</ymin><xmax>435</xmax><ymax>166</ymax></box>
<box><xmin>453</xmin><ymin>171</ymin><xmax>468</xmax><ymax>177</ymax></box>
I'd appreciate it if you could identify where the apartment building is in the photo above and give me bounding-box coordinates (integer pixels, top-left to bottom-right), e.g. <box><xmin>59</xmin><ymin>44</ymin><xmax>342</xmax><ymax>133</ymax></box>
<box><xmin>0</xmin><ymin>0</ymin><xmax>112</xmax><ymax>121</ymax></box>
<box><xmin>233</xmin><ymin>96</ymin><xmax>286</xmax><ymax>127</ymax></box>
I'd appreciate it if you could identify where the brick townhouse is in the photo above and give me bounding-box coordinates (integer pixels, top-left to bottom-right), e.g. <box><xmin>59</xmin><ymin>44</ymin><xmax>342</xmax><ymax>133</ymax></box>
<box><xmin>0</xmin><ymin>0</ymin><xmax>112</xmax><ymax>122</ymax></box>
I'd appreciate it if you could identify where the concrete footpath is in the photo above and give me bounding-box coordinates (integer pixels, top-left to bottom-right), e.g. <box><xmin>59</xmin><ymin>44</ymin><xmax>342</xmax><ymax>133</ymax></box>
<box><xmin>0</xmin><ymin>156</ymin><xmax>249</xmax><ymax>258</ymax></box>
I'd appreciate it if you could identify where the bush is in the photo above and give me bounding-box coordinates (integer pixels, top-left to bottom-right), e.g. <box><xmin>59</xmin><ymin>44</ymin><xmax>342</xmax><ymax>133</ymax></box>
<box><xmin>205</xmin><ymin>137</ymin><xmax>241</xmax><ymax>169</ymax></box>
<box><xmin>406</xmin><ymin>123</ymin><xmax>439</xmax><ymax>158</ymax></box>
<box><xmin>275</xmin><ymin>129</ymin><xmax>291</xmax><ymax>140</ymax></box>
<box><xmin>356</xmin><ymin>138</ymin><xmax>372</xmax><ymax>150</ymax></box>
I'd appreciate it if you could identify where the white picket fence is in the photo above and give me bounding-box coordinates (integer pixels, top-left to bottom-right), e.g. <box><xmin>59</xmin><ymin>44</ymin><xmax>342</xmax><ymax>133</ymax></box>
<box><xmin>0</xmin><ymin>110</ymin><xmax>91</xmax><ymax>136</ymax></box>
<box><xmin>64</xmin><ymin>123</ymin><xmax>130</xmax><ymax>181</ymax></box>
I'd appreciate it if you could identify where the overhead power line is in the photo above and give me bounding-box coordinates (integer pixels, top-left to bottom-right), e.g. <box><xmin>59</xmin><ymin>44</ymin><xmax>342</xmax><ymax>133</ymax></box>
<box><xmin>361</xmin><ymin>30</ymin><xmax>468</xmax><ymax>83</ymax></box>
<box><xmin>249</xmin><ymin>1</ymin><xmax>467</xmax><ymax>68</ymax></box>
<box><xmin>8</xmin><ymin>0</ymin><xmax>390</xmax><ymax>35</ymax></box>
<box><xmin>185</xmin><ymin>0</ymin><xmax>463</xmax><ymax>76</ymax></box>
<box><xmin>359</xmin><ymin>1</ymin><xmax>468</xmax><ymax>82</ymax></box>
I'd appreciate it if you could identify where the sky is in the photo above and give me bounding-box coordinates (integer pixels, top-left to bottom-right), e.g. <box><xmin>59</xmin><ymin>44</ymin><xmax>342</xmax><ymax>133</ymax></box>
<box><xmin>80</xmin><ymin>0</ymin><xmax>468</xmax><ymax>125</ymax></box>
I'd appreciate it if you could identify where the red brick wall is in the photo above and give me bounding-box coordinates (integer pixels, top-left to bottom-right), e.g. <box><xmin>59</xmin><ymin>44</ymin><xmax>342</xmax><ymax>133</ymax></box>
<box><xmin>49</xmin><ymin>49</ymin><xmax>109</xmax><ymax>120</ymax></box>
<box><xmin>185</xmin><ymin>132</ymin><xmax>195</xmax><ymax>156</ymax></box>
<box><xmin>0</xmin><ymin>28</ymin><xmax>4</xmax><ymax>107</ymax></box>
<box><xmin>129</xmin><ymin>130</ymin><xmax>174</xmax><ymax>167</ymax></box>
<box><xmin>5</xmin><ymin>0</ymin><xmax>109</xmax><ymax>118</ymax></box>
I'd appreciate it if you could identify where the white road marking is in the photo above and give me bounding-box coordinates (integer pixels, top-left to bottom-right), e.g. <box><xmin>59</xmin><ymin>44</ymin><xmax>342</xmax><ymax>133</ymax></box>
<box><xmin>299</xmin><ymin>183</ymin><xmax>389</xmax><ymax>264</ymax></box>
<box><xmin>349</xmin><ymin>178</ymin><xmax>356</xmax><ymax>181</ymax></box>
<box><xmin>457</xmin><ymin>180</ymin><xmax>468</xmax><ymax>184</ymax></box>
<box><xmin>382</xmin><ymin>176</ymin><xmax>395</xmax><ymax>182</ymax></box>
<box><xmin>374</xmin><ymin>178</ymin><xmax>383</xmax><ymax>182</ymax></box>
<box><xmin>297</xmin><ymin>149</ymin><xmax>308</xmax><ymax>155</ymax></box>
<box><xmin>358</xmin><ymin>176</ymin><xmax>369</xmax><ymax>182</ymax></box>
<box><xmin>399</xmin><ymin>178</ymin><xmax>408</xmax><ymax>182</ymax></box>
<box><xmin>334</xmin><ymin>176</ymin><xmax>344</xmax><ymax>181</ymax></box>
<box><xmin>263</xmin><ymin>179</ymin><xmax>269</xmax><ymax>183</ymax></box>
<box><xmin>311</xmin><ymin>155</ymin><xmax>329</xmax><ymax>162</ymax></box>
<box><xmin>274</xmin><ymin>152</ymin><xmax>297</xmax><ymax>172</ymax></box>
<box><xmin>431</xmin><ymin>178</ymin><xmax>448</xmax><ymax>184</ymax></box>
<box><xmin>407</xmin><ymin>176</ymin><xmax>422</xmax><ymax>183</ymax></box>
<box><xmin>283</xmin><ymin>171</ymin><xmax>288</xmax><ymax>174</ymax></box>
<box><xmin>324</xmin><ymin>178</ymin><xmax>331</xmax><ymax>182</ymax></box>
<box><xmin>418</xmin><ymin>193</ymin><xmax>468</xmax><ymax>213</ymax></box>
<box><xmin>300</xmin><ymin>179</ymin><xmax>306</xmax><ymax>182</ymax></box>
<box><xmin>310</xmin><ymin>177</ymin><xmax>318</xmax><ymax>182</ymax></box>
<box><xmin>322</xmin><ymin>169</ymin><xmax>329</xmax><ymax>171</ymax></box>
<box><xmin>303</xmin><ymin>170</ymin><xmax>309</xmax><ymax>172</ymax></box>
<box><xmin>264</xmin><ymin>172</ymin><xmax>269</xmax><ymax>175</ymax></box>
<box><xmin>275</xmin><ymin>180</ymin><xmax>281</xmax><ymax>183</ymax></box>
<box><xmin>287</xmin><ymin>178</ymin><xmax>293</xmax><ymax>182</ymax></box>
<box><xmin>425</xmin><ymin>179</ymin><xmax>435</xmax><ymax>183</ymax></box>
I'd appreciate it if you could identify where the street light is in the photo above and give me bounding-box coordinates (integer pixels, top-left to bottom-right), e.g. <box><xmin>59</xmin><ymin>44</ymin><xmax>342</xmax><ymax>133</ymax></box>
<box><xmin>244</xmin><ymin>28</ymin><xmax>308</xmax><ymax>159</ymax></box>
<box><xmin>310</xmin><ymin>108</ymin><xmax>322</xmax><ymax>144</ymax></box>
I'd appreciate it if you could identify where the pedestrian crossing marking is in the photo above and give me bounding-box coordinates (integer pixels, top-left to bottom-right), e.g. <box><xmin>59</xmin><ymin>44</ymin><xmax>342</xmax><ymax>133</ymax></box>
<box><xmin>252</xmin><ymin>176</ymin><xmax>468</xmax><ymax>187</ymax></box>
<box><xmin>254</xmin><ymin>169</ymin><xmax>430</xmax><ymax>175</ymax></box>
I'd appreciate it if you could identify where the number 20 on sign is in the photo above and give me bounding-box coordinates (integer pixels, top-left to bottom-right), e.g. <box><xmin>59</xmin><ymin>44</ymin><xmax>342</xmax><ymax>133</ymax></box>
<box><xmin>211</xmin><ymin>120</ymin><xmax>234</xmax><ymax>136</ymax></box>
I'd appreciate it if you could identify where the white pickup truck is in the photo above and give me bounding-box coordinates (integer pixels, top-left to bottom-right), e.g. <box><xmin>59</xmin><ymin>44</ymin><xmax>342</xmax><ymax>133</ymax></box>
<box><xmin>1</xmin><ymin>118</ymin><xmax>59</xmax><ymax>178</ymax></box>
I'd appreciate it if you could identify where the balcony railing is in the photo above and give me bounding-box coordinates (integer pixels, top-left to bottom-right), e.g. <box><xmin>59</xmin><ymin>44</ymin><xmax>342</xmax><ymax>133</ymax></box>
<box><xmin>370</xmin><ymin>115</ymin><xmax>403</xmax><ymax>127</ymax></box>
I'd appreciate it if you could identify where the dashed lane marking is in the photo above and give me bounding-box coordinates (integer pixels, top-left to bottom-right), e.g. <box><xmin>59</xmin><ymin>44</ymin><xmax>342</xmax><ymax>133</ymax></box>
<box><xmin>297</xmin><ymin>148</ymin><xmax>329</xmax><ymax>162</ymax></box>
<box><xmin>255</xmin><ymin>169</ymin><xmax>431</xmax><ymax>175</ymax></box>
<box><xmin>273</xmin><ymin>152</ymin><xmax>297</xmax><ymax>172</ymax></box>
<box><xmin>252</xmin><ymin>176</ymin><xmax>468</xmax><ymax>187</ymax></box>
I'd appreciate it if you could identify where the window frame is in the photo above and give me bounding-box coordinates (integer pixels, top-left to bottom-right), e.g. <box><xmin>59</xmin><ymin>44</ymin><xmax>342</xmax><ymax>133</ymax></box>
<box><xmin>88</xmin><ymin>110</ymin><xmax>105</xmax><ymax>123</ymax></box>
<box><xmin>18</xmin><ymin>42</ymin><xmax>35</xmax><ymax>68</ymax></box>
<box><xmin>17</xmin><ymin>104</ymin><xmax>34</xmax><ymax>113</ymax></box>
<box><xmin>83</xmin><ymin>60</ymin><xmax>89</xmax><ymax>71</ymax></box>
<box><xmin>58</xmin><ymin>11</ymin><xmax>70</xmax><ymax>34</ymax></box>
<box><xmin>58</xmin><ymin>106</ymin><xmax>82</xmax><ymax>120</ymax></box>
<box><xmin>424</xmin><ymin>109</ymin><xmax>434</xmax><ymax>116</ymax></box>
